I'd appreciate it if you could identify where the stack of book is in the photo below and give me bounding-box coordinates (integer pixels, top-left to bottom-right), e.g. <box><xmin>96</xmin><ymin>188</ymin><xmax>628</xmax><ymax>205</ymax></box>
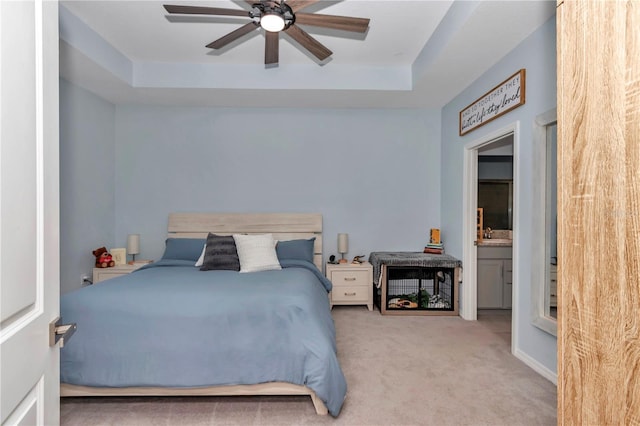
<box><xmin>423</xmin><ymin>242</ymin><xmax>444</xmax><ymax>254</ymax></box>
<box><xmin>425</xmin><ymin>228</ymin><xmax>444</xmax><ymax>254</ymax></box>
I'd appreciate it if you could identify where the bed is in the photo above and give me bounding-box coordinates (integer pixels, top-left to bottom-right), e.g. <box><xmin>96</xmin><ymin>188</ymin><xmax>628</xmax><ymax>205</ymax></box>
<box><xmin>60</xmin><ymin>213</ymin><xmax>346</xmax><ymax>416</ymax></box>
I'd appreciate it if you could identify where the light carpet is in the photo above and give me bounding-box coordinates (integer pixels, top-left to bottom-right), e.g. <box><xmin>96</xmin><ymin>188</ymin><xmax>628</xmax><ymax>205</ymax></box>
<box><xmin>61</xmin><ymin>308</ymin><xmax>556</xmax><ymax>425</ymax></box>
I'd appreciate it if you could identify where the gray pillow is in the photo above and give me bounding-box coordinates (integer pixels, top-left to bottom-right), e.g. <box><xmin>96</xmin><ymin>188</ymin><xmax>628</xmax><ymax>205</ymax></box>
<box><xmin>276</xmin><ymin>238</ymin><xmax>315</xmax><ymax>263</ymax></box>
<box><xmin>161</xmin><ymin>238</ymin><xmax>206</xmax><ymax>261</ymax></box>
<box><xmin>199</xmin><ymin>233</ymin><xmax>240</xmax><ymax>271</ymax></box>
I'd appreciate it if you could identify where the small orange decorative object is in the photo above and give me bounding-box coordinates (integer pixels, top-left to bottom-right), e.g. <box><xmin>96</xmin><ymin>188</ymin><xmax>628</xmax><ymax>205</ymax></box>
<box><xmin>92</xmin><ymin>247</ymin><xmax>115</xmax><ymax>268</ymax></box>
<box><xmin>429</xmin><ymin>228</ymin><xmax>441</xmax><ymax>244</ymax></box>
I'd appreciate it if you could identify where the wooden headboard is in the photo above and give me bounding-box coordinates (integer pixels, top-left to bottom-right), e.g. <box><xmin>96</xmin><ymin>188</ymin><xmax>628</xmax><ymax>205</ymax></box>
<box><xmin>168</xmin><ymin>213</ymin><xmax>323</xmax><ymax>269</ymax></box>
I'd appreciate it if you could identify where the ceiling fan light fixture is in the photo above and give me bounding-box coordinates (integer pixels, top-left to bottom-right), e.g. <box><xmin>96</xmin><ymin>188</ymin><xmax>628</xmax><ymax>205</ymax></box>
<box><xmin>164</xmin><ymin>2</ymin><xmax>370</xmax><ymax>65</ymax></box>
<box><xmin>260</xmin><ymin>13</ymin><xmax>285</xmax><ymax>32</ymax></box>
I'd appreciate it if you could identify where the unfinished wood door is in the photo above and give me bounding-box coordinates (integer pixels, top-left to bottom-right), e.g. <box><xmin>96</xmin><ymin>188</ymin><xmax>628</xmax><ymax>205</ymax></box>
<box><xmin>557</xmin><ymin>0</ymin><xmax>640</xmax><ymax>424</ymax></box>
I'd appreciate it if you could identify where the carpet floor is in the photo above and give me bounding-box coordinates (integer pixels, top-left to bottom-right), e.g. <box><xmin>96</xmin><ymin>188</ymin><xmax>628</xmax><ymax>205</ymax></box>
<box><xmin>60</xmin><ymin>307</ymin><xmax>556</xmax><ymax>426</ymax></box>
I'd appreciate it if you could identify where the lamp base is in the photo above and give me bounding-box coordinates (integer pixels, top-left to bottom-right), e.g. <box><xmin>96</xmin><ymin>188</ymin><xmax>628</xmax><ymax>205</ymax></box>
<box><xmin>338</xmin><ymin>259</ymin><xmax>348</xmax><ymax>264</ymax></box>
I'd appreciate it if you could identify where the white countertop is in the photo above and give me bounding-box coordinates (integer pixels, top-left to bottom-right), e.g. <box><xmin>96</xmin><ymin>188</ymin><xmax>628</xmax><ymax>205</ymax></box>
<box><xmin>478</xmin><ymin>239</ymin><xmax>512</xmax><ymax>247</ymax></box>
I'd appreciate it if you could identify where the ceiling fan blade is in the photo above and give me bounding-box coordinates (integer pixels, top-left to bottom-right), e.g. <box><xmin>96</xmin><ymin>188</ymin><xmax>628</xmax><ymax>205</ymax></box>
<box><xmin>265</xmin><ymin>31</ymin><xmax>279</xmax><ymax>65</ymax></box>
<box><xmin>206</xmin><ymin>22</ymin><xmax>258</xmax><ymax>49</ymax></box>
<box><xmin>286</xmin><ymin>0</ymin><xmax>321</xmax><ymax>13</ymax></box>
<box><xmin>285</xmin><ymin>24</ymin><xmax>332</xmax><ymax>61</ymax></box>
<box><xmin>295</xmin><ymin>13</ymin><xmax>370</xmax><ymax>33</ymax></box>
<box><xmin>163</xmin><ymin>4</ymin><xmax>249</xmax><ymax>17</ymax></box>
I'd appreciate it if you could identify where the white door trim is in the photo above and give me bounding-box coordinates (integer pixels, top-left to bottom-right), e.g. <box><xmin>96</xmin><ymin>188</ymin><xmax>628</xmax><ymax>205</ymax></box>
<box><xmin>461</xmin><ymin>122</ymin><xmax>519</xmax><ymax>341</ymax></box>
<box><xmin>531</xmin><ymin>108</ymin><xmax>558</xmax><ymax>336</ymax></box>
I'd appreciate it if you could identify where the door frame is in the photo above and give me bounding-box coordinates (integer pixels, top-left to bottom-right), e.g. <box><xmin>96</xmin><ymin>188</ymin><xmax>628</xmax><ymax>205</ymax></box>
<box><xmin>531</xmin><ymin>109</ymin><xmax>557</xmax><ymax>336</ymax></box>
<box><xmin>461</xmin><ymin>121</ymin><xmax>519</xmax><ymax>350</ymax></box>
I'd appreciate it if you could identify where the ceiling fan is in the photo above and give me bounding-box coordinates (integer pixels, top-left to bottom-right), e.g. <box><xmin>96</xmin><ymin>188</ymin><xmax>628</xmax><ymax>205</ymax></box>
<box><xmin>163</xmin><ymin>1</ymin><xmax>370</xmax><ymax>65</ymax></box>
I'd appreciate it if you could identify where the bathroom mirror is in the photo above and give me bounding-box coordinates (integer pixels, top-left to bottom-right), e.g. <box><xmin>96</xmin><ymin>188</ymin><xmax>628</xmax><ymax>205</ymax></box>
<box><xmin>478</xmin><ymin>179</ymin><xmax>513</xmax><ymax>230</ymax></box>
<box><xmin>531</xmin><ymin>109</ymin><xmax>557</xmax><ymax>336</ymax></box>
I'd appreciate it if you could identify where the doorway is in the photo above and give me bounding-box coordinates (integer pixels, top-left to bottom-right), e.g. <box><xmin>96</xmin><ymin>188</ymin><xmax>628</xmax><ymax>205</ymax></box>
<box><xmin>476</xmin><ymin>135</ymin><xmax>514</xmax><ymax>346</ymax></box>
<box><xmin>461</xmin><ymin>122</ymin><xmax>519</xmax><ymax>354</ymax></box>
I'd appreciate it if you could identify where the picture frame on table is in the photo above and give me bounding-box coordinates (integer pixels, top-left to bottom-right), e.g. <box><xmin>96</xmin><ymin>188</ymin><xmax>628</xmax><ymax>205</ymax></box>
<box><xmin>111</xmin><ymin>248</ymin><xmax>126</xmax><ymax>266</ymax></box>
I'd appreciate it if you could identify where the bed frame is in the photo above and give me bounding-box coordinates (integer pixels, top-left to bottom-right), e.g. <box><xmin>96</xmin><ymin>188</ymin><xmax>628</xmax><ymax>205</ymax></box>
<box><xmin>61</xmin><ymin>212</ymin><xmax>328</xmax><ymax>415</ymax></box>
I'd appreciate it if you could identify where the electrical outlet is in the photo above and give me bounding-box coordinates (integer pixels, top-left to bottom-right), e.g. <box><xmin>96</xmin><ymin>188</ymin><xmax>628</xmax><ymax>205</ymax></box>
<box><xmin>81</xmin><ymin>274</ymin><xmax>92</xmax><ymax>285</ymax></box>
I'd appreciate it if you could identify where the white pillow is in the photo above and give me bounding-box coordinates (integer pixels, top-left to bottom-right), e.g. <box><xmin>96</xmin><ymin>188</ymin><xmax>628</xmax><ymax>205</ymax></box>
<box><xmin>232</xmin><ymin>233</ymin><xmax>281</xmax><ymax>273</ymax></box>
<box><xmin>194</xmin><ymin>244</ymin><xmax>206</xmax><ymax>267</ymax></box>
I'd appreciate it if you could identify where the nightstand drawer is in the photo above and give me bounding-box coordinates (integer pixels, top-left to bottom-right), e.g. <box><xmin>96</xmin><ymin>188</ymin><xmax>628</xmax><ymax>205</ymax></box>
<box><xmin>331</xmin><ymin>270</ymin><xmax>369</xmax><ymax>287</ymax></box>
<box><xmin>331</xmin><ymin>285</ymin><xmax>369</xmax><ymax>303</ymax></box>
<box><xmin>549</xmin><ymin>275</ymin><xmax>558</xmax><ymax>307</ymax></box>
<box><xmin>96</xmin><ymin>271</ymin><xmax>129</xmax><ymax>281</ymax></box>
<box><xmin>93</xmin><ymin>263</ymin><xmax>147</xmax><ymax>283</ymax></box>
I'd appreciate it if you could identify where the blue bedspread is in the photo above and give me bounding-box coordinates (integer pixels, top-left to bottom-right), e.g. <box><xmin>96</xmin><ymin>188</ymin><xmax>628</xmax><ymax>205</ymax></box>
<box><xmin>60</xmin><ymin>260</ymin><xmax>347</xmax><ymax>416</ymax></box>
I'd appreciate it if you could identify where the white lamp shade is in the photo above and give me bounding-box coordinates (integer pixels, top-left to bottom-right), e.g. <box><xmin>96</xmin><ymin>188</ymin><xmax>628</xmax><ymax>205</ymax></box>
<box><xmin>338</xmin><ymin>233</ymin><xmax>349</xmax><ymax>254</ymax></box>
<box><xmin>127</xmin><ymin>234</ymin><xmax>140</xmax><ymax>255</ymax></box>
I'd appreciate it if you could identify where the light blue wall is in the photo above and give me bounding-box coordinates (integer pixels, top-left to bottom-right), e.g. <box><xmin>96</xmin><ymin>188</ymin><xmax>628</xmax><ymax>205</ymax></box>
<box><xmin>113</xmin><ymin>106</ymin><xmax>442</xmax><ymax>264</ymax></box>
<box><xmin>441</xmin><ymin>16</ymin><xmax>557</xmax><ymax>374</ymax></box>
<box><xmin>59</xmin><ymin>78</ymin><xmax>116</xmax><ymax>294</ymax></box>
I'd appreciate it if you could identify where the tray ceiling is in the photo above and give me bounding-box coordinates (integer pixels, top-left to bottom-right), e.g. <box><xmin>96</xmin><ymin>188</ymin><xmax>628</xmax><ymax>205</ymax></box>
<box><xmin>60</xmin><ymin>1</ymin><xmax>556</xmax><ymax>108</ymax></box>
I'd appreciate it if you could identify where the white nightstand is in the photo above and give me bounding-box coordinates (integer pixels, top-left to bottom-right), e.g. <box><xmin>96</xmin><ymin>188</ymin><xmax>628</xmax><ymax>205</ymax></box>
<box><xmin>92</xmin><ymin>263</ymin><xmax>146</xmax><ymax>283</ymax></box>
<box><xmin>326</xmin><ymin>261</ymin><xmax>373</xmax><ymax>311</ymax></box>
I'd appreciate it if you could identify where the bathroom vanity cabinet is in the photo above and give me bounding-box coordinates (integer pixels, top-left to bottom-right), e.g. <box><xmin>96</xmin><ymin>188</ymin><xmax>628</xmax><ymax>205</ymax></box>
<box><xmin>477</xmin><ymin>246</ymin><xmax>512</xmax><ymax>309</ymax></box>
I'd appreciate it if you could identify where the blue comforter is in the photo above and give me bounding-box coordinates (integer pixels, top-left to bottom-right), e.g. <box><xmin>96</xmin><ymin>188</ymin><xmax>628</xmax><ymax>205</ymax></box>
<box><xmin>60</xmin><ymin>260</ymin><xmax>347</xmax><ymax>416</ymax></box>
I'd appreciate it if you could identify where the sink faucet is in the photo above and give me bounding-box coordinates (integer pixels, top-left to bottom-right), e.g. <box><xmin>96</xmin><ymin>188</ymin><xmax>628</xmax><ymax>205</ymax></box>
<box><xmin>484</xmin><ymin>227</ymin><xmax>493</xmax><ymax>239</ymax></box>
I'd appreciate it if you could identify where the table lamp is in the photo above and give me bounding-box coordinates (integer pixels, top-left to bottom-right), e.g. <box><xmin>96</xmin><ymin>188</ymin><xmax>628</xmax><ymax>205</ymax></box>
<box><xmin>338</xmin><ymin>233</ymin><xmax>348</xmax><ymax>264</ymax></box>
<box><xmin>127</xmin><ymin>234</ymin><xmax>140</xmax><ymax>263</ymax></box>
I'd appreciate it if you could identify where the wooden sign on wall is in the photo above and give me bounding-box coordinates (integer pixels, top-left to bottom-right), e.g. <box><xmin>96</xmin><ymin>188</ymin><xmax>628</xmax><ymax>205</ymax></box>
<box><xmin>459</xmin><ymin>69</ymin><xmax>526</xmax><ymax>136</ymax></box>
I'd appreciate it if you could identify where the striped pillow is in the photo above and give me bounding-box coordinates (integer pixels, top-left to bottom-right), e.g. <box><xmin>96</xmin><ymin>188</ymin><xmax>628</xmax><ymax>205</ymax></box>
<box><xmin>199</xmin><ymin>234</ymin><xmax>240</xmax><ymax>271</ymax></box>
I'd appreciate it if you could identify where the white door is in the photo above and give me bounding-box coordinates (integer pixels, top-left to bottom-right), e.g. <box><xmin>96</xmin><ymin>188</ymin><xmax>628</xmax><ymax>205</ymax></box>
<box><xmin>1</xmin><ymin>1</ymin><xmax>60</xmax><ymax>425</ymax></box>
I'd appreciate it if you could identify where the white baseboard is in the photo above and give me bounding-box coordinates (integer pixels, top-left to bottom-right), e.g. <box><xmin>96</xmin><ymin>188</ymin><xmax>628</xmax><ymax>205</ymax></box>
<box><xmin>513</xmin><ymin>348</ymin><xmax>557</xmax><ymax>385</ymax></box>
